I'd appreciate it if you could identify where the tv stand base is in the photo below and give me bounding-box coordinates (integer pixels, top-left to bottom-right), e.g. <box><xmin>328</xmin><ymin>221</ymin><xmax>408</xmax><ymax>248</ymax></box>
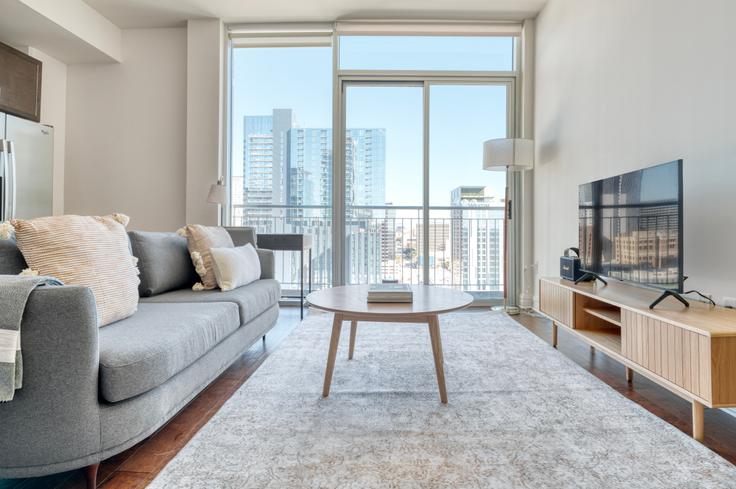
<box><xmin>650</xmin><ymin>289</ymin><xmax>690</xmax><ymax>309</ymax></box>
<box><xmin>574</xmin><ymin>271</ymin><xmax>608</xmax><ymax>286</ymax></box>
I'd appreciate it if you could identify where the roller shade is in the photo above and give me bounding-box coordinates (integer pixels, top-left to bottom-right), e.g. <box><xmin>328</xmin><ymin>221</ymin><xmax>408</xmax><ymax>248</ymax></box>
<box><xmin>229</xmin><ymin>23</ymin><xmax>333</xmax><ymax>47</ymax></box>
<box><xmin>335</xmin><ymin>20</ymin><xmax>522</xmax><ymax>37</ymax></box>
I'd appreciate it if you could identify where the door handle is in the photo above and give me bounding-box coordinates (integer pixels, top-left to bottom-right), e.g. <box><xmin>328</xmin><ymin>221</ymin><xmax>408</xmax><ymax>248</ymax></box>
<box><xmin>0</xmin><ymin>140</ymin><xmax>7</xmax><ymax>222</ymax></box>
<box><xmin>7</xmin><ymin>141</ymin><xmax>16</xmax><ymax>220</ymax></box>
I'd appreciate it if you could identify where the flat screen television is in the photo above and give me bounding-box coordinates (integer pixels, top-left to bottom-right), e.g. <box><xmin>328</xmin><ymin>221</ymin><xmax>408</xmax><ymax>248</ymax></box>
<box><xmin>578</xmin><ymin>160</ymin><xmax>683</xmax><ymax>292</ymax></box>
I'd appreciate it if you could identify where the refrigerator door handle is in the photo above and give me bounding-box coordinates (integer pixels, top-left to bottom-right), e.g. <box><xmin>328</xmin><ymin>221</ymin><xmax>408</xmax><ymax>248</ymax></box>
<box><xmin>0</xmin><ymin>139</ymin><xmax>7</xmax><ymax>222</ymax></box>
<box><xmin>7</xmin><ymin>140</ymin><xmax>16</xmax><ymax>220</ymax></box>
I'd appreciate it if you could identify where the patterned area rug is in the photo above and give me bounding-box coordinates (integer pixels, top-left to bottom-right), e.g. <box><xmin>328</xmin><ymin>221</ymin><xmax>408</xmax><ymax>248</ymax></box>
<box><xmin>150</xmin><ymin>312</ymin><xmax>736</xmax><ymax>488</ymax></box>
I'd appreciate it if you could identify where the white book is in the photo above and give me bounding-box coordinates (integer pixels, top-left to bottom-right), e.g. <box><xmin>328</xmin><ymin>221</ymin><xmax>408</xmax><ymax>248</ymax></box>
<box><xmin>367</xmin><ymin>283</ymin><xmax>413</xmax><ymax>303</ymax></box>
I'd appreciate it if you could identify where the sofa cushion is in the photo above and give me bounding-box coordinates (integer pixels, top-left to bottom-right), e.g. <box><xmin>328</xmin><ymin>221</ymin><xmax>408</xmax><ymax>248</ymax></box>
<box><xmin>99</xmin><ymin>302</ymin><xmax>240</xmax><ymax>402</ymax></box>
<box><xmin>128</xmin><ymin>231</ymin><xmax>199</xmax><ymax>297</ymax></box>
<box><xmin>141</xmin><ymin>279</ymin><xmax>280</xmax><ymax>325</ymax></box>
<box><xmin>0</xmin><ymin>239</ymin><xmax>26</xmax><ymax>275</ymax></box>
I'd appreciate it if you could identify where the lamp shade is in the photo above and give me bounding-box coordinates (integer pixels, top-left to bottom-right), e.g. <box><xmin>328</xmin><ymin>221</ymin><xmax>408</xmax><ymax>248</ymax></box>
<box><xmin>207</xmin><ymin>180</ymin><xmax>228</xmax><ymax>205</ymax></box>
<box><xmin>483</xmin><ymin>138</ymin><xmax>534</xmax><ymax>171</ymax></box>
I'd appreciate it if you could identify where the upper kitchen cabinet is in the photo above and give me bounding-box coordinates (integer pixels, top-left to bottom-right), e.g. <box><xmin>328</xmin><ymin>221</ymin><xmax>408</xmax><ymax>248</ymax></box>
<box><xmin>0</xmin><ymin>41</ymin><xmax>41</xmax><ymax>122</ymax></box>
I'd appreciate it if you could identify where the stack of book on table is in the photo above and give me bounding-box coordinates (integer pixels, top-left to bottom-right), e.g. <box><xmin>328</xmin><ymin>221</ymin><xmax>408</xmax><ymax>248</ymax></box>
<box><xmin>367</xmin><ymin>283</ymin><xmax>413</xmax><ymax>303</ymax></box>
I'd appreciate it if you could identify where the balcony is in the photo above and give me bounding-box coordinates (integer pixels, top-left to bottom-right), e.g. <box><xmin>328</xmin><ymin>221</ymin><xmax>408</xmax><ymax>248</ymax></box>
<box><xmin>231</xmin><ymin>204</ymin><xmax>505</xmax><ymax>302</ymax></box>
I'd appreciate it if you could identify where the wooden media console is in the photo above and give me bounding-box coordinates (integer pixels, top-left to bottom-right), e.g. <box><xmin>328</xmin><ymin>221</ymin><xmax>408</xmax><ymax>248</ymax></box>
<box><xmin>539</xmin><ymin>277</ymin><xmax>736</xmax><ymax>441</ymax></box>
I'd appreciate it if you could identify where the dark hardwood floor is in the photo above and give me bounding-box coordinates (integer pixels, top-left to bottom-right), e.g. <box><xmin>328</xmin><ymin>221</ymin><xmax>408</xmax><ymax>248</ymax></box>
<box><xmin>0</xmin><ymin>308</ymin><xmax>304</xmax><ymax>489</ymax></box>
<box><xmin>3</xmin><ymin>308</ymin><xmax>736</xmax><ymax>488</ymax></box>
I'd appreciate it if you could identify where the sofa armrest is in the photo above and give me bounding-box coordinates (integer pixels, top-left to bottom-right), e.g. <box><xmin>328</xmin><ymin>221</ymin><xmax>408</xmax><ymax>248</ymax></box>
<box><xmin>257</xmin><ymin>248</ymin><xmax>275</xmax><ymax>280</ymax></box>
<box><xmin>0</xmin><ymin>285</ymin><xmax>102</xmax><ymax>476</ymax></box>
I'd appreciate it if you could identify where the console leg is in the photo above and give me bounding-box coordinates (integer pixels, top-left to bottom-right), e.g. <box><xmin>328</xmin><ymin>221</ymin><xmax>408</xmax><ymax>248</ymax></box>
<box><xmin>692</xmin><ymin>400</ymin><xmax>705</xmax><ymax>442</ymax></box>
<box><xmin>551</xmin><ymin>322</ymin><xmax>558</xmax><ymax>348</ymax></box>
<box><xmin>625</xmin><ymin>366</ymin><xmax>633</xmax><ymax>383</ymax></box>
<box><xmin>83</xmin><ymin>463</ymin><xmax>99</xmax><ymax>489</ymax></box>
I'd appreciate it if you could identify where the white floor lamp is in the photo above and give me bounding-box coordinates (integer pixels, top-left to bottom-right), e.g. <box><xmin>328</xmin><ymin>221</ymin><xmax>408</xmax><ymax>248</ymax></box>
<box><xmin>482</xmin><ymin>138</ymin><xmax>534</xmax><ymax>314</ymax></box>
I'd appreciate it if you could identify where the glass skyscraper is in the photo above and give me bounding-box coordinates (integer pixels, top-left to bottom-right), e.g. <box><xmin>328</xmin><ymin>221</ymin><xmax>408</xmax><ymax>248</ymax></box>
<box><xmin>242</xmin><ymin>110</ymin><xmax>388</xmax><ymax>288</ymax></box>
<box><xmin>243</xmin><ymin>110</ymin><xmax>387</xmax><ymax>209</ymax></box>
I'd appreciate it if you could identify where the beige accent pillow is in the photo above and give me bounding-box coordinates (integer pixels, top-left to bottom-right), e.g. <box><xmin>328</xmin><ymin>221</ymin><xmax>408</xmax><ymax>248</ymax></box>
<box><xmin>211</xmin><ymin>244</ymin><xmax>261</xmax><ymax>291</ymax></box>
<box><xmin>10</xmin><ymin>214</ymin><xmax>140</xmax><ymax>327</ymax></box>
<box><xmin>178</xmin><ymin>225</ymin><xmax>234</xmax><ymax>290</ymax></box>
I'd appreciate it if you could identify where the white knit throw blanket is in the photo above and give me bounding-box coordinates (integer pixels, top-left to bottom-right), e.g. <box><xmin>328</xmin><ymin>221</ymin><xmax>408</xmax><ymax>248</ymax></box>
<box><xmin>0</xmin><ymin>275</ymin><xmax>62</xmax><ymax>401</ymax></box>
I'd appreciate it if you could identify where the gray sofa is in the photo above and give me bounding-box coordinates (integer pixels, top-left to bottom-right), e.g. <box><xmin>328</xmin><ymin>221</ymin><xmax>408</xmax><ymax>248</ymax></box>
<box><xmin>0</xmin><ymin>227</ymin><xmax>280</xmax><ymax>486</ymax></box>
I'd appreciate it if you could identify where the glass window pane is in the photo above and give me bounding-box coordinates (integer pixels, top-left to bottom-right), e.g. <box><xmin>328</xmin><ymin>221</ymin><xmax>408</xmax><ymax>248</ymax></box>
<box><xmin>339</xmin><ymin>36</ymin><xmax>514</xmax><ymax>71</ymax></box>
<box><xmin>428</xmin><ymin>84</ymin><xmax>508</xmax><ymax>300</ymax></box>
<box><xmin>344</xmin><ymin>85</ymin><xmax>423</xmax><ymax>284</ymax></box>
<box><xmin>230</xmin><ymin>46</ymin><xmax>332</xmax><ymax>290</ymax></box>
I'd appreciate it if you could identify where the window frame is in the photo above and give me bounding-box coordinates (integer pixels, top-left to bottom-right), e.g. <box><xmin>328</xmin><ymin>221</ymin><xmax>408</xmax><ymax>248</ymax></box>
<box><xmin>224</xmin><ymin>22</ymin><xmax>524</xmax><ymax>302</ymax></box>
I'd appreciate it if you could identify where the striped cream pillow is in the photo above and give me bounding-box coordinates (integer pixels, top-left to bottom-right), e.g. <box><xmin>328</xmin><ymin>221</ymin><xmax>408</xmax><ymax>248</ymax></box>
<box><xmin>10</xmin><ymin>214</ymin><xmax>140</xmax><ymax>327</ymax></box>
<box><xmin>177</xmin><ymin>225</ymin><xmax>234</xmax><ymax>290</ymax></box>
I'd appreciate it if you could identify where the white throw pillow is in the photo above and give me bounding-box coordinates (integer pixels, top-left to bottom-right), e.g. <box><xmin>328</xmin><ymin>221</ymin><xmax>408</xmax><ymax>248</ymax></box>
<box><xmin>210</xmin><ymin>244</ymin><xmax>261</xmax><ymax>291</ymax></box>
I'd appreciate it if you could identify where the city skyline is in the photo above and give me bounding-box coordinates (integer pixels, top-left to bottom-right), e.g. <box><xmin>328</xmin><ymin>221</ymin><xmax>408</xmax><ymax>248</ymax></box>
<box><xmin>230</xmin><ymin>46</ymin><xmax>508</xmax><ymax>208</ymax></box>
<box><xmin>241</xmin><ymin>109</ymin><xmax>388</xmax><ymax>209</ymax></box>
<box><xmin>234</xmin><ymin>108</ymin><xmax>505</xmax><ymax>296</ymax></box>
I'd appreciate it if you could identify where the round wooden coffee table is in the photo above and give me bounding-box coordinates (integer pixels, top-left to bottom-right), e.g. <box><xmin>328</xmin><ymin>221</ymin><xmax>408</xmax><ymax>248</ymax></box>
<box><xmin>306</xmin><ymin>285</ymin><xmax>473</xmax><ymax>403</ymax></box>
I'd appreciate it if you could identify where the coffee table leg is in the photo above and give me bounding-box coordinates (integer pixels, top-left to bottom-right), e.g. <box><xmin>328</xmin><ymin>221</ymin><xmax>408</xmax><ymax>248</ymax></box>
<box><xmin>348</xmin><ymin>320</ymin><xmax>357</xmax><ymax>360</ymax></box>
<box><xmin>323</xmin><ymin>313</ymin><xmax>344</xmax><ymax>397</ymax></box>
<box><xmin>428</xmin><ymin>315</ymin><xmax>448</xmax><ymax>404</ymax></box>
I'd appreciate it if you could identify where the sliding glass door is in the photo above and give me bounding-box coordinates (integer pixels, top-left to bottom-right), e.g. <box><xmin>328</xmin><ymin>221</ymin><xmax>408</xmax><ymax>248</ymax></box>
<box><xmin>427</xmin><ymin>84</ymin><xmax>508</xmax><ymax>301</ymax></box>
<box><xmin>340</xmin><ymin>79</ymin><xmax>512</xmax><ymax>303</ymax></box>
<box><xmin>343</xmin><ymin>84</ymin><xmax>424</xmax><ymax>285</ymax></box>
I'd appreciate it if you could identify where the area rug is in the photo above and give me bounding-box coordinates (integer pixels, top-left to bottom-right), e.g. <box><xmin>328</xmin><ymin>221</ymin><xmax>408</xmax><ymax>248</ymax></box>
<box><xmin>149</xmin><ymin>312</ymin><xmax>736</xmax><ymax>488</ymax></box>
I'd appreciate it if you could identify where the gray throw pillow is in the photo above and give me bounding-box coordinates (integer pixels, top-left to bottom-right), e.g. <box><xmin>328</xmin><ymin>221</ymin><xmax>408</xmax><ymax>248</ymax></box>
<box><xmin>0</xmin><ymin>239</ymin><xmax>27</xmax><ymax>275</ymax></box>
<box><xmin>128</xmin><ymin>231</ymin><xmax>199</xmax><ymax>297</ymax></box>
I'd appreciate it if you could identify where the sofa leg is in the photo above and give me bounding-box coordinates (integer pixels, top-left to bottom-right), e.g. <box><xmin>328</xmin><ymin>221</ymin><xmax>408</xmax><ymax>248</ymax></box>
<box><xmin>83</xmin><ymin>462</ymin><xmax>100</xmax><ymax>489</ymax></box>
<box><xmin>262</xmin><ymin>334</ymin><xmax>266</xmax><ymax>343</ymax></box>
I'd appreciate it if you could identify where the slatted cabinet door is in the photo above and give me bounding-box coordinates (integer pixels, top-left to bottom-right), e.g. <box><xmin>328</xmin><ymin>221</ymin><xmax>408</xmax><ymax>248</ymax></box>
<box><xmin>540</xmin><ymin>280</ymin><xmax>574</xmax><ymax>327</ymax></box>
<box><xmin>621</xmin><ymin>309</ymin><xmax>711</xmax><ymax>403</ymax></box>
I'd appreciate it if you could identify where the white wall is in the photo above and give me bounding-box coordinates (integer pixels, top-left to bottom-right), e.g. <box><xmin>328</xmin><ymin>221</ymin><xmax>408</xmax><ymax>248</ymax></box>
<box><xmin>534</xmin><ymin>0</ymin><xmax>736</xmax><ymax>305</ymax></box>
<box><xmin>185</xmin><ymin>19</ymin><xmax>223</xmax><ymax>227</ymax></box>
<box><xmin>24</xmin><ymin>47</ymin><xmax>66</xmax><ymax>215</ymax></box>
<box><xmin>65</xmin><ymin>27</ymin><xmax>187</xmax><ymax>231</ymax></box>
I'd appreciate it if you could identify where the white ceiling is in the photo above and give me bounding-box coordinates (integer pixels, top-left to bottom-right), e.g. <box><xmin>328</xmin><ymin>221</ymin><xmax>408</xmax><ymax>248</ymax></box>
<box><xmin>82</xmin><ymin>0</ymin><xmax>547</xmax><ymax>29</ymax></box>
<box><xmin>0</xmin><ymin>0</ymin><xmax>119</xmax><ymax>63</ymax></box>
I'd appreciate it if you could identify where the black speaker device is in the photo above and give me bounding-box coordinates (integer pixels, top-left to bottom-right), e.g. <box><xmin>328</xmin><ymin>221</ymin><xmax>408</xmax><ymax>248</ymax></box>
<box><xmin>560</xmin><ymin>247</ymin><xmax>585</xmax><ymax>281</ymax></box>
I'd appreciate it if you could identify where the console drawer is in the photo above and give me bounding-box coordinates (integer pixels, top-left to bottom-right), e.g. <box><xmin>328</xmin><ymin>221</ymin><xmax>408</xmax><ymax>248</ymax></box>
<box><xmin>621</xmin><ymin>309</ymin><xmax>711</xmax><ymax>402</ymax></box>
<box><xmin>539</xmin><ymin>280</ymin><xmax>574</xmax><ymax>327</ymax></box>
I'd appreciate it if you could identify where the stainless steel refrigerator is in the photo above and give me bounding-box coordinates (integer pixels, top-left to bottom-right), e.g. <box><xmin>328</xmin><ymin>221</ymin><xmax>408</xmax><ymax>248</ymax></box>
<box><xmin>0</xmin><ymin>112</ymin><xmax>53</xmax><ymax>221</ymax></box>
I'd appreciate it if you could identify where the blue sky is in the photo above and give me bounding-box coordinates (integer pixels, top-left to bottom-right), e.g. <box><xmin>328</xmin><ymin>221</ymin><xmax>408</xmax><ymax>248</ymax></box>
<box><xmin>231</xmin><ymin>38</ymin><xmax>511</xmax><ymax>206</ymax></box>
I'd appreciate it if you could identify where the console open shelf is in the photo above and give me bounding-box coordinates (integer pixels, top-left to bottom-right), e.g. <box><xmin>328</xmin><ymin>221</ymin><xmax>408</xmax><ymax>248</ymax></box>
<box><xmin>574</xmin><ymin>327</ymin><xmax>622</xmax><ymax>355</ymax></box>
<box><xmin>583</xmin><ymin>306</ymin><xmax>621</xmax><ymax>327</ymax></box>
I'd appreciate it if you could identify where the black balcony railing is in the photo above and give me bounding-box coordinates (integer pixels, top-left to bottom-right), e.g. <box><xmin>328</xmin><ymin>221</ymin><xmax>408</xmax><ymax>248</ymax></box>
<box><xmin>230</xmin><ymin>204</ymin><xmax>504</xmax><ymax>300</ymax></box>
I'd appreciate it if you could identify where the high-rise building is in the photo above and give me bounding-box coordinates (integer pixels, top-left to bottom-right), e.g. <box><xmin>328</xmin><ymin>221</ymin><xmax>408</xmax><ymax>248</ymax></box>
<box><xmin>345</xmin><ymin>129</ymin><xmax>386</xmax><ymax>208</ymax></box>
<box><xmin>241</xmin><ymin>110</ymin><xmax>387</xmax><ymax>287</ymax></box>
<box><xmin>451</xmin><ymin>186</ymin><xmax>504</xmax><ymax>293</ymax></box>
<box><xmin>343</xmin><ymin>128</ymin><xmax>387</xmax><ymax>283</ymax></box>
<box><xmin>287</xmin><ymin>128</ymin><xmax>332</xmax><ymax>208</ymax></box>
<box><xmin>243</xmin><ymin>110</ymin><xmax>293</xmax><ymax>229</ymax></box>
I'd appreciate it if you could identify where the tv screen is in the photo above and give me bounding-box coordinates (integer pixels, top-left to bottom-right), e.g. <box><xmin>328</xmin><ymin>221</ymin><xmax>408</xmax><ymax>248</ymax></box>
<box><xmin>578</xmin><ymin>160</ymin><xmax>683</xmax><ymax>292</ymax></box>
